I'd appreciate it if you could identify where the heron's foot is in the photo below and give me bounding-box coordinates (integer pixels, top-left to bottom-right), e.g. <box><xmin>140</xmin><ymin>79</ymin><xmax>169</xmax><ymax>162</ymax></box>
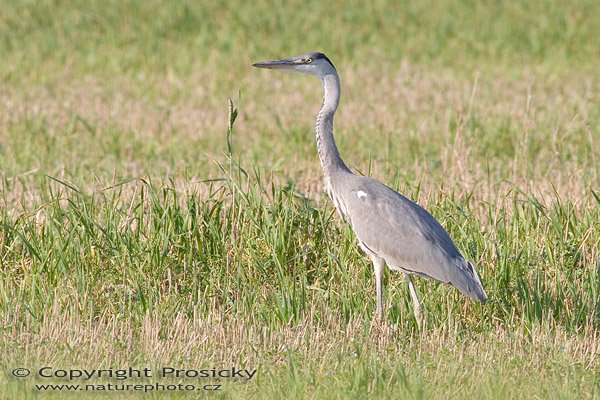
<box><xmin>369</xmin><ymin>310</ymin><xmax>389</xmax><ymax>336</ymax></box>
<box><xmin>413</xmin><ymin>305</ymin><xmax>430</xmax><ymax>331</ymax></box>
<box><xmin>370</xmin><ymin>309</ymin><xmax>383</xmax><ymax>327</ymax></box>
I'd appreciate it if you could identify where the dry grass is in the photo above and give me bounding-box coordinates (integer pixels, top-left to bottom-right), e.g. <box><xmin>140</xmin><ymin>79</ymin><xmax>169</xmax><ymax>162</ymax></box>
<box><xmin>2</xmin><ymin>62</ymin><xmax>598</xmax><ymax>207</ymax></box>
<box><xmin>6</xmin><ymin>297</ymin><xmax>599</xmax><ymax>367</ymax></box>
<box><xmin>3</xmin><ymin>298</ymin><xmax>598</xmax><ymax>398</ymax></box>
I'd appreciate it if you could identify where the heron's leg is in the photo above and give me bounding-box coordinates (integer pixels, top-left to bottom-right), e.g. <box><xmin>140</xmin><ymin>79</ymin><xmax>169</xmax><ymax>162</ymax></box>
<box><xmin>405</xmin><ymin>273</ymin><xmax>428</xmax><ymax>329</ymax></box>
<box><xmin>371</xmin><ymin>256</ymin><xmax>385</xmax><ymax>319</ymax></box>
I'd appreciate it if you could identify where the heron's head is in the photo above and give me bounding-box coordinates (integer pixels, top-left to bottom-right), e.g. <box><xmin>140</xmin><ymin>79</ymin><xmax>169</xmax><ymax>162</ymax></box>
<box><xmin>252</xmin><ymin>52</ymin><xmax>336</xmax><ymax>79</ymax></box>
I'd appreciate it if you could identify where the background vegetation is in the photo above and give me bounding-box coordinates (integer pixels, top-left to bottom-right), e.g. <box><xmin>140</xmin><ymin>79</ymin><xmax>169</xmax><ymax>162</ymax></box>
<box><xmin>1</xmin><ymin>0</ymin><xmax>599</xmax><ymax>398</ymax></box>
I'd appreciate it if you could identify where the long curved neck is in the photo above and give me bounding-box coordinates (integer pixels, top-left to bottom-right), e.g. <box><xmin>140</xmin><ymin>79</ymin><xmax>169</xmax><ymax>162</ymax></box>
<box><xmin>316</xmin><ymin>73</ymin><xmax>349</xmax><ymax>177</ymax></box>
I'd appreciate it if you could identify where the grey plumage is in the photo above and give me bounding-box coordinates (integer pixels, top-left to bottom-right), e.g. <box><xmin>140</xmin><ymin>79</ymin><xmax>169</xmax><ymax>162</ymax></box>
<box><xmin>253</xmin><ymin>52</ymin><xmax>487</xmax><ymax>322</ymax></box>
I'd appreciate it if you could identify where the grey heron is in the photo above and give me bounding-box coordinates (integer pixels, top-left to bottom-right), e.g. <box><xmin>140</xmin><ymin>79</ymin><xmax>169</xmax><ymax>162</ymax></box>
<box><xmin>253</xmin><ymin>52</ymin><xmax>487</xmax><ymax>324</ymax></box>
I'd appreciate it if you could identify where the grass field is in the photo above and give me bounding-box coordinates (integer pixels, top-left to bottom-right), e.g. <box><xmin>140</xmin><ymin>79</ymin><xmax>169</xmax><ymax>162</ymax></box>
<box><xmin>1</xmin><ymin>0</ymin><xmax>599</xmax><ymax>398</ymax></box>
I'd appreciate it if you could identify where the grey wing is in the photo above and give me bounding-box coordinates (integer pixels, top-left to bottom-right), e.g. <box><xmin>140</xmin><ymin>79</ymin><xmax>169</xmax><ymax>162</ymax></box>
<box><xmin>340</xmin><ymin>176</ymin><xmax>486</xmax><ymax>301</ymax></box>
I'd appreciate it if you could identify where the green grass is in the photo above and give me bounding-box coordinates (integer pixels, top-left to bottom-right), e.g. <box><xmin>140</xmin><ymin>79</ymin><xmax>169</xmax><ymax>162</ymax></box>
<box><xmin>1</xmin><ymin>0</ymin><xmax>599</xmax><ymax>399</ymax></box>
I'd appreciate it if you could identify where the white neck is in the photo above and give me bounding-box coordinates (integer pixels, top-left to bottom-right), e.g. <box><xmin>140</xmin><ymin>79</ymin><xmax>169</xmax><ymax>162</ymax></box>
<box><xmin>315</xmin><ymin>73</ymin><xmax>349</xmax><ymax>177</ymax></box>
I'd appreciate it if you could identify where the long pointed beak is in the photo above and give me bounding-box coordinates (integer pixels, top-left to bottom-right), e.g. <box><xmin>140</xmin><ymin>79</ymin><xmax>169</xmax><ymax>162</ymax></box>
<box><xmin>252</xmin><ymin>58</ymin><xmax>301</xmax><ymax>69</ymax></box>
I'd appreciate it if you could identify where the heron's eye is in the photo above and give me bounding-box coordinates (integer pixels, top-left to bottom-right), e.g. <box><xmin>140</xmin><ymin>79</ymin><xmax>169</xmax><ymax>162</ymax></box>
<box><xmin>305</xmin><ymin>58</ymin><xmax>312</xmax><ymax>64</ymax></box>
